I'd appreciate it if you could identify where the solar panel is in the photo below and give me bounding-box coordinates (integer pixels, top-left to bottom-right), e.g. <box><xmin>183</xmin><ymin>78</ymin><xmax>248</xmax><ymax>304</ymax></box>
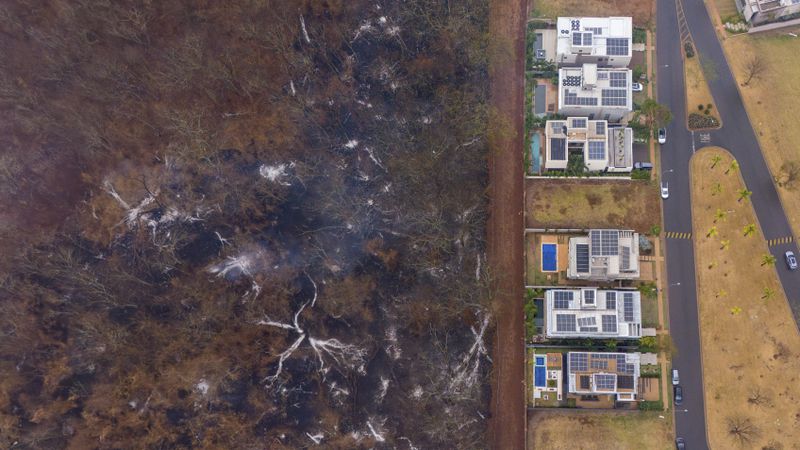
<box><xmin>556</xmin><ymin>314</ymin><xmax>576</xmax><ymax>332</ymax></box>
<box><xmin>580</xmin><ymin>375</ymin><xmax>591</xmax><ymax>389</ymax></box>
<box><xmin>551</xmin><ymin>121</ymin><xmax>566</xmax><ymax>133</ymax></box>
<box><xmin>621</xmin><ymin>246</ymin><xmax>631</xmax><ymax>270</ymax></box>
<box><xmin>583</xmin><ymin>289</ymin><xmax>595</xmax><ymax>304</ymax></box>
<box><xmin>553</xmin><ymin>291</ymin><xmax>573</xmax><ymax>308</ymax></box>
<box><xmin>595</xmin><ymin>121</ymin><xmax>606</xmax><ymax>134</ymax></box>
<box><xmin>577</xmin><ymin>317</ymin><xmax>596</xmax><ymax>327</ymax></box>
<box><xmin>594</xmin><ymin>374</ymin><xmax>616</xmax><ymax>391</ymax></box>
<box><xmin>623</xmin><ymin>293</ymin><xmax>635</xmax><ymax>322</ymax></box>
<box><xmin>609</xmin><ymin>72</ymin><xmax>627</xmax><ymax>88</ymax></box>
<box><xmin>563</xmin><ymin>92</ymin><xmax>599</xmax><ymax>106</ymax></box>
<box><xmin>605</xmin><ymin>292</ymin><xmax>617</xmax><ymax>310</ymax></box>
<box><xmin>588</xmin><ymin>141</ymin><xmax>605</xmax><ymax>160</ymax></box>
<box><xmin>571</xmin><ymin>118</ymin><xmax>587</xmax><ymax>128</ymax></box>
<box><xmin>597</xmin><ymin>72</ymin><xmax>608</xmax><ymax>80</ymax></box>
<box><xmin>606</xmin><ymin>38</ymin><xmax>629</xmax><ymax>56</ymax></box>
<box><xmin>576</xmin><ymin>244</ymin><xmax>590</xmax><ymax>273</ymax></box>
<box><xmin>583</xmin><ymin>32</ymin><xmax>592</xmax><ymax>46</ymax></box>
<box><xmin>570</xmin><ymin>353</ymin><xmax>588</xmax><ymax>372</ymax></box>
<box><xmin>550</xmin><ymin>138</ymin><xmax>566</xmax><ymax>161</ymax></box>
<box><xmin>580</xmin><ymin>326</ymin><xmax>598</xmax><ymax>332</ymax></box>
<box><xmin>601</xmin><ymin>315</ymin><xmax>617</xmax><ymax>333</ymax></box>
<box><xmin>585</xmin><ymin>27</ymin><xmax>602</xmax><ymax>35</ymax></box>
<box><xmin>591</xmin><ymin>230</ymin><xmax>619</xmax><ymax>256</ymax></box>
<box><xmin>563</xmin><ymin>75</ymin><xmax>582</xmax><ymax>87</ymax></box>
<box><xmin>572</xmin><ymin>33</ymin><xmax>582</xmax><ymax>46</ymax></box>
<box><xmin>591</xmin><ymin>358</ymin><xmax>608</xmax><ymax>370</ymax></box>
<box><xmin>601</xmin><ymin>89</ymin><xmax>627</xmax><ymax>106</ymax></box>
<box><xmin>617</xmin><ymin>375</ymin><xmax>635</xmax><ymax>389</ymax></box>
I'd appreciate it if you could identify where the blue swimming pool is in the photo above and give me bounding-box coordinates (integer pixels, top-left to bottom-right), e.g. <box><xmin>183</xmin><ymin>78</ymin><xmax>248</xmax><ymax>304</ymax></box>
<box><xmin>541</xmin><ymin>243</ymin><xmax>557</xmax><ymax>272</ymax></box>
<box><xmin>535</xmin><ymin>356</ymin><xmax>545</xmax><ymax>365</ymax></box>
<box><xmin>534</xmin><ymin>366</ymin><xmax>546</xmax><ymax>387</ymax></box>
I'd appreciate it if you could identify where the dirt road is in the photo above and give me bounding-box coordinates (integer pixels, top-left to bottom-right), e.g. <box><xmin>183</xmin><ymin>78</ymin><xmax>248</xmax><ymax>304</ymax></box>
<box><xmin>487</xmin><ymin>0</ymin><xmax>526</xmax><ymax>448</ymax></box>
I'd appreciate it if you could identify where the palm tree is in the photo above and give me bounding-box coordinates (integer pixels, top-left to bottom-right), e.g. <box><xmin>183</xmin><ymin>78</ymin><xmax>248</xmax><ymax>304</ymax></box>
<box><xmin>714</xmin><ymin>208</ymin><xmax>727</xmax><ymax>223</ymax></box>
<box><xmin>743</xmin><ymin>223</ymin><xmax>756</xmax><ymax>237</ymax></box>
<box><xmin>761</xmin><ymin>254</ymin><xmax>777</xmax><ymax>266</ymax></box>
<box><xmin>720</xmin><ymin>239</ymin><xmax>731</xmax><ymax>250</ymax></box>
<box><xmin>707</xmin><ymin>226</ymin><xmax>718</xmax><ymax>238</ymax></box>
<box><xmin>730</xmin><ymin>306</ymin><xmax>742</xmax><ymax>315</ymax></box>
<box><xmin>712</xmin><ymin>182</ymin><xmax>722</xmax><ymax>196</ymax></box>
<box><xmin>716</xmin><ymin>289</ymin><xmax>728</xmax><ymax>298</ymax></box>
<box><xmin>711</xmin><ymin>154</ymin><xmax>723</xmax><ymax>169</ymax></box>
<box><xmin>762</xmin><ymin>286</ymin><xmax>775</xmax><ymax>300</ymax></box>
<box><xmin>726</xmin><ymin>159</ymin><xmax>740</xmax><ymax>175</ymax></box>
<box><xmin>738</xmin><ymin>188</ymin><xmax>752</xmax><ymax>202</ymax></box>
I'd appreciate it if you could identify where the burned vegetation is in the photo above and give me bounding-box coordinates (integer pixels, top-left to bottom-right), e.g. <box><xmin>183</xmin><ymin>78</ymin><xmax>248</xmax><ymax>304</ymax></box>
<box><xmin>0</xmin><ymin>1</ymin><xmax>491</xmax><ymax>448</ymax></box>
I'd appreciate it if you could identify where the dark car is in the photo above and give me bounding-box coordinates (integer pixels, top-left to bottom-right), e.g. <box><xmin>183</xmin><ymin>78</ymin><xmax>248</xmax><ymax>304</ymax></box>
<box><xmin>676</xmin><ymin>437</ymin><xmax>686</xmax><ymax>450</ymax></box>
<box><xmin>786</xmin><ymin>251</ymin><xmax>798</xmax><ymax>270</ymax></box>
<box><xmin>674</xmin><ymin>385</ymin><xmax>683</xmax><ymax>405</ymax></box>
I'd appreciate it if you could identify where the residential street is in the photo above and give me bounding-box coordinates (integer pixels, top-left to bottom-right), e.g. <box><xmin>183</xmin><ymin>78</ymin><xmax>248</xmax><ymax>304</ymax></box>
<box><xmin>658</xmin><ymin>0</ymin><xmax>800</xmax><ymax>448</ymax></box>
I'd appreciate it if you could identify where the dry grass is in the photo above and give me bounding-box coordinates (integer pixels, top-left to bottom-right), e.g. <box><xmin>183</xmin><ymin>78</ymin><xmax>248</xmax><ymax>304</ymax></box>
<box><xmin>525</xmin><ymin>179</ymin><xmax>660</xmax><ymax>234</ymax></box>
<box><xmin>714</xmin><ymin>0</ymin><xmax>740</xmax><ymax>21</ymax></box>
<box><xmin>527</xmin><ymin>410</ymin><xmax>673</xmax><ymax>450</ymax></box>
<box><xmin>721</xmin><ymin>34</ymin><xmax>800</xmax><ymax>239</ymax></box>
<box><xmin>684</xmin><ymin>55</ymin><xmax>719</xmax><ymax>125</ymax></box>
<box><xmin>690</xmin><ymin>147</ymin><xmax>800</xmax><ymax>450</ymax></box>
<box><xmin>530</xmin><ymin>0</ymin><xmax>654</xmax><ymax>27</ymax></box>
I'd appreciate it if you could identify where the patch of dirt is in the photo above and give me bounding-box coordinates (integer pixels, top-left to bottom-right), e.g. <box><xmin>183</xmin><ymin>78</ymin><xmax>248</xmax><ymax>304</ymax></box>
<box><xmin>487</xmin><ymin>0</ymin><xmax>526</xmax><ymax>448</ymax></box>
<box><xmin>532</xmin><ymin>0</ymin><xmax>654</xmax><ymax>27</ymax></box>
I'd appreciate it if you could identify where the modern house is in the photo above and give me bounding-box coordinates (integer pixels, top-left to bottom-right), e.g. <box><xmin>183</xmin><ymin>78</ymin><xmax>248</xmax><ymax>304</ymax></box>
<box><xmin>532</xmin><ymin>352</ymin><xmax>563</xmax><ymax>402</ymax></box>
<box><xmin>544</xmin><ymin>289</ymin><xmax>642</xmax><ymax>339</ymax></box>
<box><xmin>557</xmin><ymin>64</ymin><xmax>632</xmax><ymax>121</ymax></box>
<box><xmin>544</xmin><ymin>117</ymin><xmax>633</xmax><ymax>172</ymax></box>
<box><xmin>738</xmin><ymin>0</ymin><xmax>800</xmax><ymax>24</ymax></box>
<box><xmin>567</xmin><ymin>352</ymin><xmax>641</xmax><ymax>402</ymax></box>
<box><xmin>567</xmin><ymin>229</ymin><xmax>640</xmax><ymax>281</ymax></box>
<box><xmin>556</xmin><ymin>17</ymin><xmax>632</xmax><ymax>67</ymax></box>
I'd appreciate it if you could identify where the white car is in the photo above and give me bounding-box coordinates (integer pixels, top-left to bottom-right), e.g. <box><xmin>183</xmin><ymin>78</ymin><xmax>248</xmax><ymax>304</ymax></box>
<box><xmin>661</xmin><ymin>181</ymin><xmax>669</xmax><ymax>199</ymax></box>
<box><xmin>658</xmin><ymin>128</ymin><xmax>667</xmax><ymax>144</ymax></box>
<box><xmin>632</xmin><ymin>82</ymin><xmax>644</xmax><ymax>92</ymax></box>
<box><xmin>672</xmin><ymin>369</ymin><xmax>680</xmax><ymax>386</ymax></box>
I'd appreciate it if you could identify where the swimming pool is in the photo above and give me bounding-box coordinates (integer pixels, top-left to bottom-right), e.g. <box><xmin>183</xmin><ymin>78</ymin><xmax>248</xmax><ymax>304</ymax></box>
<box><xmin>541</xmin><ymin>243</ymin><xmax>557</xmax><ymax>272</ymax></box>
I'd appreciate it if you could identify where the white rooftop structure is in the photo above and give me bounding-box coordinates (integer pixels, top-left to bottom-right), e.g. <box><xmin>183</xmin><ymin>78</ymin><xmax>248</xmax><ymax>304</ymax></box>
<box><xmin>567</xmin><ymin>352</ymin><xmax>640</xmax><ymax>402</ymax></box>
<box><xmin>568</xmin><ymin>229</ymin><xmax>640</xmax><ymax>281</ymax></box>
<box><xmin>545</xmin><ymin>289</ymin><xmax>642</xmax><ymax>339</ymax></box>
<box><xmin>558</xmin><ymin>64</ymin><xmax>632</xmax><ymax>121</ymax></box>
<box><xmin>556</xmin><ymin>17</ymin><xmax>632</xmax><ymax>67</ymax></box>
<box><xmin>545</xmin><ymin>117</ymin><xmax>633</xmax><ymax>172</ymax></box>
<box><xmin>738</xmin><ymin>0</ymin><xmax>800</xmax><ymax>24</ymax></box>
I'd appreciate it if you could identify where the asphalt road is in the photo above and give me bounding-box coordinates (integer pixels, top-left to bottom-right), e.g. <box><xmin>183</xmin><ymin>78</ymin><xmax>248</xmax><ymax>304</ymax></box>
<box><xmin>658</xmin><ymin>0</ymin><xmax>800</xmax><ymax>448</ymax></box>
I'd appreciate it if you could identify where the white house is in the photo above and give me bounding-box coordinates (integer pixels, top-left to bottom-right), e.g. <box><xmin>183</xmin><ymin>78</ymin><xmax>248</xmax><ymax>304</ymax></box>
<box><xmin>567</xmin><ymin>229</ymin><xmax>640</xmax><ymax>281</ymax></box>
<box><xmin>567</xmin><ymin>352</ymin><xmax>640</xmax><ymax>402</ymax></box>
<box><xmin>545</xmin><ymin>288</ymin><xmax>642</xmax><ymax>339</ymax></box>
<box><xmin>558</xmin><ymin>64</ymin><xmax>632</xmax><ymax>121</ymax></box>
<box><xmin>738</xmin><ymin>0</ymin><xmax>800</xmax><ymax>24</ymax></box>
<box><xmin>556</xmin><ymin>17</ymin><xmax>632</xmax><ymax>67</ymax></box>
<box><xmin>545</xmin><ymin>117</ymin><xmax>633</xmax><ymax>172</ymax></box>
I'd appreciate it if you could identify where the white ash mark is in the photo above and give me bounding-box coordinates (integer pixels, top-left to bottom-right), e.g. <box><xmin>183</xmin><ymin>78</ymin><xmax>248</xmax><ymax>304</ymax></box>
<box><xmin>306</xmin><ymin>432</ymin><xmax>323</xmax><ymax>444</ymax></box>
<box><xmin>258</xmin><ymin>162</ymin><xmax>294</xmax><ymax>185</ymax></box>
<box><xmin>448</xmin><ymin>313</ymin><xmax>491</xmax><ymax>394</ymax></box>
<box><xmin>344</xmin><ymin>139</ymin><xmax>359</xmax><ymax>149</ymax></box>
<box><xmin>385</xmin><ymin>325</ymin><xmax>401</xmax><ymax>360</ymax></box>
<box><xmin>375</xmin><ymin>377</ymin><xmax>390</xmax><ymax>403</ymax></box>
<box><xmin>411</xmin><ymin>385</ymin><xmax>424</xmax><ymax>399</ymax></box>
<box><xmin>195</xmin><ymin>379</ymin><xmax>209</xmax><ymax>396</ymax></box>
<box><xmin>366</xmin><ymin>417</ymin><xmax>386</xmax><ymax>443</ymax></box>
<box><xmin>299</xmin><ymin>16</ymin><xmax>311</xmax><ymax>44</ymax></box>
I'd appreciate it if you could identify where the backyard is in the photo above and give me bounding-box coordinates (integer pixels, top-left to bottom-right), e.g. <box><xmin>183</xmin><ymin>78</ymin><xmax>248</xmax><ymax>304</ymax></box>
<box><xmin>690</xmin><ymin>148</ymin><xmax>800</xmax><ymax>449</ymax></box>
<box><xmin>527</xmin><ymin>410</ymin><xmax>673</xmax><ymax>449</ymax></box>
<box><xmin>525</xmin><ymin>179</ymin><xmax>660</xmax><ymax>234</ymax></box>
<box><xmin>720</xmin><ymin>33</ymin><xmax>800</xmax><ymax>241</ymax></box>
<box><xmin>530</xmin><ymin>0</ymin><xmax>654</xmax><ymax>27</ymax></box>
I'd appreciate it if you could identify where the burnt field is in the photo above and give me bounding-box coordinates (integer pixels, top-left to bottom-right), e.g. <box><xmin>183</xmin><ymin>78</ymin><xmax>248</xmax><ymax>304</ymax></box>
<box><xmin>0</xmin><ymin>1</ymin><xmax>492</xmax><ymax>448</ymax></box>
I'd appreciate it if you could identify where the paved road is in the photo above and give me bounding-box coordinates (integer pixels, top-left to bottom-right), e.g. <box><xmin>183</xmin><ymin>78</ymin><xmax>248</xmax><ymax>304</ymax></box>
<box><xmin>658</xmin><ymin>0</ymin><xmax>800</xmax><ymax>448</ymax></box>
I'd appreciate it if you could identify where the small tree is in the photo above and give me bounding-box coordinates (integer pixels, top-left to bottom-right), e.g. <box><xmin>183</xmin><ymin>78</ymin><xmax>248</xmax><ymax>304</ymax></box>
<box><xmin>776</xmin><ymin>160</ymin><xmax>800</xmax><ymax>190</ymax></box>
<box><xmin>714</xmin><ymin>208</ymin><xmax>727</xmax><ymax>223</ymax></box>
<box><xmin>762</xmin><ymin>286</ymin><xmax>775</xmax><ymax>300</ymax></box>
<box><xmin>711</xmin><ymin>182</ymin><xmax>722</xmax><ymax>195</ymax></box>
<box><xmin>743</xmin><ymin>223</ymin><xmax>756</xmax><ymax>237</ymax></box>
<box><xmin>707</xmin><ymin>226</ymin><xmax>718</xmax><ymax>238</ymax></box>
<box><xmin>640</xmin><ymin>98</ymin><xmax>673</xmax><ymax>133</ymax></box>
<box><xmin>720</xmin><ymin>239</ymin><xmax>731</xmax><ymax>250</ymax></box>
<box><xmin>738</xmin><ymin>188</ymin><xmax>752</xmax><ymax>203</ymax></box>
<box><xmin>761</xmin><ymin>254</ymin><xmax>777</xmax><ymax>266</ymax></box>
<box><xmin>726</xmin><ymin>415</ymin><xmax>759</xmax><ymax>446</ymax></box>
<box><xmin>730</xmin><ymin>306</ymin><xmax>743</xmax><ymax>315</ymax></box>
<box><xmin>742</xmin><ymin>54</ymin><xmax>767</xmax><ymax>87</ymax></box>
<box><xmin>726</xmin><ymin>159</ymin><xmax>739</xmax><ymax>175</ymax></box>
<box><xmin>710</xmin><ymin>154</ymin><xmax>722</xmax><ymax>169</ymax></box>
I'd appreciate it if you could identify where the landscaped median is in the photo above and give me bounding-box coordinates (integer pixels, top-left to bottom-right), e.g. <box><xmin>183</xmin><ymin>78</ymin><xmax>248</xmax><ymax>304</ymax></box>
<box><xmin>690</xmin><ymin>147</ymin><xmax>800</xmax><ymax>449</ymax></box>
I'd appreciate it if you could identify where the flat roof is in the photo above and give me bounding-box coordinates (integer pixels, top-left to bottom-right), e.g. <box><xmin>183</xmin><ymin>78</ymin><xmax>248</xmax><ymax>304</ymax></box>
<box><xmin>545</xmin><ymin>288</ymin><xmax>642</xmax><ymax>339</ymax></box>
<box><xmin>559</xmin><ymin>66</ymin><xmax>632</xmax><ymax>110</ymax></box>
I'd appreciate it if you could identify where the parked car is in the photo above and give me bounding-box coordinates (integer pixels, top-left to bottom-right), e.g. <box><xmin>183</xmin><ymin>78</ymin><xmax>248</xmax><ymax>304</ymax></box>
<box><xmin>676</xmin><ymin>437</ymin><xmax>686</xmax><ymax>450</ymax></box>
<box><xmin>632</xmin><ymin>82</ymin><xmax>644</xmax><ymax>92</ymax></box>
<box><xmin>786</xmin><ymin>251</ymin><xmax>798</xmax><ymax>270</ymax></box>
<box><xmin>658</xmin><ymin>128</ymin><xmax>667</xmax><ymax>144</ymax></box>
<box><xmin>661</xmin><ymin>181</ymin><xmax>669</xmax><ymax>199</ymax></box>
<box><xmin>672</xmin><ymin>369</ymin><xmax>680</xmax><ymax>386</ymax></box>
<box><xmin>674</xmin><ymin>385</ymin><xmax>683</xmax><ymax>405</ymax></box>
<box><xmin>634</xmin><ymin>162</ymin><xmax>653</xmax><ymax>170</ymax></box>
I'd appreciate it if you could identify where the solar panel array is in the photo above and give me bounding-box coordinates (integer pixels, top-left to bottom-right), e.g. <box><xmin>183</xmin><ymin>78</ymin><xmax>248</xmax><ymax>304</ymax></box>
<box><xmin>580</xmin><ymin>375</ymin><xmax>591</xmax><ymax>389</ymax></box>
<box><xmin>609</xmin><ymin>72</ymin><xmax>627</xmax><ymax>87</ymax></box>
<box><xmin>623</xmin><ymin>293</ymin><xmax>635</xmax><ymax>322</ymax></box>
<box><xmin>571</xmin><ymin>118</ymin><xmax>587</xmax><ymax>128</ymax></box>
<box><xmin>587</xmin><ymin>141</ymin><xmax>605</xmax><ymax>160</ymax></box>
<box><xmin>620</xmin><ymin>245</ymin><xmax>631</xmax><ymax>270</ymax></box>
<box><xmin>577</xmin><ymin>317</ymin><xmax>596</xmax><ymax>327</ymax></box>
<box><xmin>616</xmin><ymin>354</ymin><xmax>636</xmax><ymax>375</ymax></box>
<box><xmin>550</xmin><ymin>138</ymin><xmax>567</xmax><ymax>160</ymax></box>
<box><xmin>553</xmin><ymin>290</ymin><xmax>573</xmax><ymax>309</ymax></box>
<box><xmin>572</xmin><ymin>33</ymin><xmax>582</xmax><ymax>46</ymax></box>
<box><xmin>563</xmin><ymin>93</ymin><xmax>598</xmax><ymax>106</ymax></box>
<box><xmin>583</xmin><ymin>33</ymin><xmax>592</xmax><ymax>46</ymax></box>
<box><xmin>569</xmin><ymin>352</ymin><xmax>588</xmax><ymax>372</ymax></box>
<box><xmin>601</xmin><ymin>315</ymin><xmax>618</xmax><ymax>333</ymax></box>
<box><xmin>606</xmin><ymin>38</ymin><xmax>629</xmax><ymax>56</ymax></box>
<box><xmin>583</xmin><ymin>289</ymin><xmax>595</xmax><ymax>304</ymax></box>
<box><xmin>590</xmin><ymin>358</ymin><xmax>608</xmax><ymax>370</ymax></box>
<box><xmin>563</xmin><ymin>75</ymin><xmax>582</xmax><ymax>87</ymax></box>
<box><xmin>597</xmin><ymin>72</ymin><xmax>608</xmax><ymax>80</ymax></box>
<box><xmin>556</xmin><ymin>314</ymin><xmax>576</xmax><ymax>332</ymax></box>
<box><xmin>605</xmin><ymin>292</ymin><xmax>617</xmax><ymax>310</ymax></box>
<box><xmin>576</xmin><ymin>244</ymin><xmax>590</xmax><ymax>273</ymax></box>
<box><xmin>617</xmin><ymin>375</ymin><xmax>635</xmax><ymax>389</ymax></box>
<box><xmin>590</xmin><ymin>230</ymin><xmax>619</xmax><ymax>256</ymax></box>
<box><xmin>585</xmin><ymin>27</ymin><xmax>603</xmax><ymax>35</ymax></box>
<box><xmin>601</xmin><ymin>89</ymin><xmax>627</xmax><ymax>106</ymax></box>
<box><xmin>594</xmin><ymin>374</ymin><xmax>616</xmax><ymax>390</ymax></box>
<box><xmin>595</xmin><ymin>121</ymin><xmax>606</xmax><ymax>134</ymax></box>
<box><xmin>550</xmin><ymin>121</ymin><xmax>566</xmax><ymax>133</ymax></box>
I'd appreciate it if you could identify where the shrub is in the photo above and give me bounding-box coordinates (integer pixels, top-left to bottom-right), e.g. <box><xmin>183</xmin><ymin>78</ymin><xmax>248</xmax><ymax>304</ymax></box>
<box><xmin>698</xmin><ymin>104</ymin><xmax>704</xmax><ymax>111</ymax></box>
<box><xmin>650</xmin><ymin>224</ymin><xmax>662</xmax><ymax>236</ymax></box>
<box><xmin>688</xmin><ymin>112</ymin><xmax>720</xmax><ymax>130</ymax></box>
<box><xmin>639</xmin><ymin>336</ymin><xmax>658</xmax><ymax>352</ymax></box>
<box><xmin>706</xmin><ymin>103</ymin><xmax>713</xmax><ymax>111</ymax></box>
<box><xmin>684</xmin><ymin>42</ymin><xmax>695</xmax><ymax>57</ymax></box>
<box><xmin>631</xmin><ymin>169</ymin><xmax>651</xmax><ymax>180</ymax></box>
<box><xmin>639</xmin><ymin>400</ymin><xmax>664</xmax><ymax>411</ymax></box>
